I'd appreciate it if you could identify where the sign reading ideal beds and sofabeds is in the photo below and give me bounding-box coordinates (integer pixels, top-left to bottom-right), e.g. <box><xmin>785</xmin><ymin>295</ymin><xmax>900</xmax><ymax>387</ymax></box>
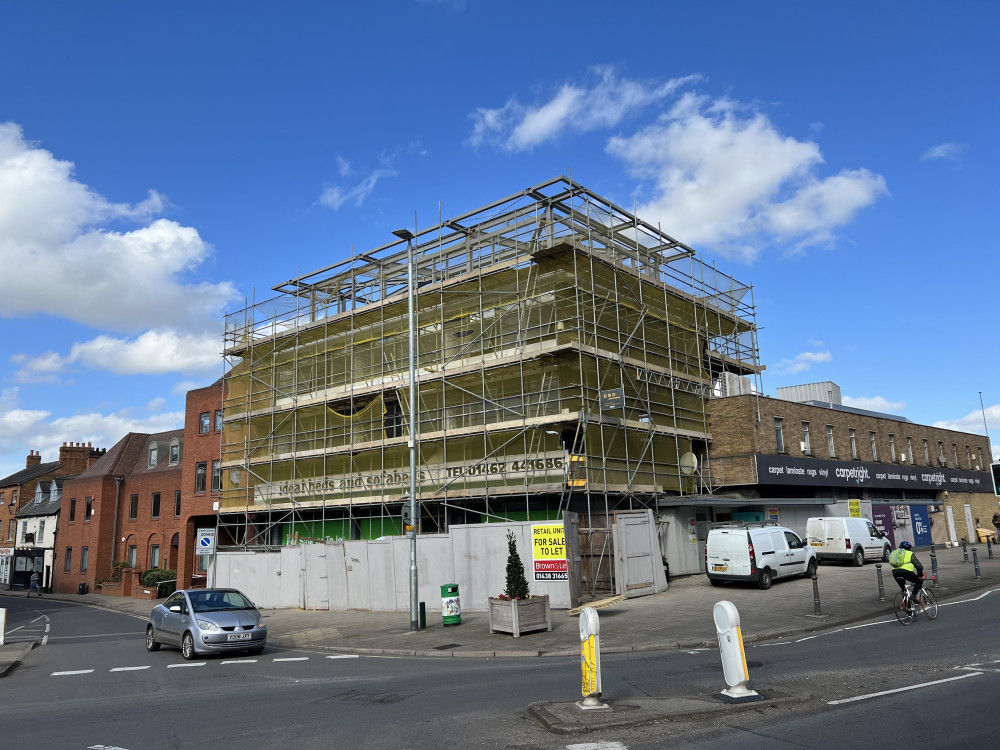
<box><xmin>755</xmin><ymin>455</ymin><xmax>989</xmax><ymax>491</ymax></box>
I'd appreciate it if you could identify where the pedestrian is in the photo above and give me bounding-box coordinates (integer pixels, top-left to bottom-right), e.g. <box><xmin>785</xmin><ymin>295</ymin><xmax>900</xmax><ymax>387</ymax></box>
<box><xmin>992</xmin><ymin>508</ymin><xmax>1000</xmax><ymax>543</ymax></box>
<box><xmin>27</xmin><ymin>570</ymin><xmax>41</xmax><ymax>597</ymax></box>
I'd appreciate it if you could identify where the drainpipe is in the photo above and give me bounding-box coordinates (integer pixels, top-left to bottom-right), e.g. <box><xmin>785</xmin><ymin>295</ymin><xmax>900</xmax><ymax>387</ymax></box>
<box><xmin>111</xmin><ymin>476</ymin><xmax>123</xmax><ymax>576</ymax></box>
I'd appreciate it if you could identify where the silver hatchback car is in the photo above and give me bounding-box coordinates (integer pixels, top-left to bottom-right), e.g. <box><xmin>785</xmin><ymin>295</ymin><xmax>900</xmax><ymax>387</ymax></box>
<box><xmin>146</xmin><ymin>588</ymin><xmax>267</xmax><ymax>659</ymax></box>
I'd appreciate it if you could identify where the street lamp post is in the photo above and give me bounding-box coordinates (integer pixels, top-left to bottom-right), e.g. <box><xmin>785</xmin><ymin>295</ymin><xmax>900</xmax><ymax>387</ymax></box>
<box><xmin>393</xmin><ymin>226</ymin><xmax>419</xmax><ymax>632</ymax></box>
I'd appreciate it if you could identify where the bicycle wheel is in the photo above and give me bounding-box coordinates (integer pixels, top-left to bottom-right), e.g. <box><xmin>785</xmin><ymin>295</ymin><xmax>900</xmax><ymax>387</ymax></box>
<box><xmin>918</xmin><ymin>589</ymin><xmax>938</xmax><ymax>620</ymax></box>
<box><xmin>893</xmin><ymin>592</ymin><xmax>914</xmax><ymax>625</ymax></box>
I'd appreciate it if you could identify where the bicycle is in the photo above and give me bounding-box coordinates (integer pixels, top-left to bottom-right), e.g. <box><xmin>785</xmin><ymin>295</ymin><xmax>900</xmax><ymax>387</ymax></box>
<box><xmin>892</xmin><ymin>575</ymin><xmax>938</xmax><ymax>625</ymax></box>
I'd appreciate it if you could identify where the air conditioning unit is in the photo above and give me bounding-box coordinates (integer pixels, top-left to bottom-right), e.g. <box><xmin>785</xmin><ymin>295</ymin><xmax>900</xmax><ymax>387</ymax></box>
<box><xmin>800</xmin><ymin>441</ymin><xmax>809</xmax><ymax>452</ymax></box>
<box><xmin>900</xmin><ymin>453</ymin><xmax>907</xmax><ymax>463</ymax></box>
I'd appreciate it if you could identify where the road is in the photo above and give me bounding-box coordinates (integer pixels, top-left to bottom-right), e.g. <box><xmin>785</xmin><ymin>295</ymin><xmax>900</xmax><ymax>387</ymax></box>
<box><xmin>2</xmin><ymin>588</ymin><xmax>998</xmax><ymax>749</ymax></box>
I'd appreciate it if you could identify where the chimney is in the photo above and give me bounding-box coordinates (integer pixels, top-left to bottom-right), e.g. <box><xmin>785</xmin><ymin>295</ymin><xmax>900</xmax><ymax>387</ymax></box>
<box><xmin>59</xmin><ymin>441</ymin><xmax>95</xmax><ymax>476</ymax></box>
<box><xmin>26</xmin><ymin>450</ymin><xmax>41</xmax><ymax>468</ymax></box>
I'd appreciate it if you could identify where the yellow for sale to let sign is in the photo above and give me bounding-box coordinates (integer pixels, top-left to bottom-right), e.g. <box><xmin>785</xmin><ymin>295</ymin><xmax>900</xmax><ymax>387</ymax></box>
<box><xmin>531</xmin><ymin>523</ymin><xmax>568</xmax><ymax>581</ymax></box>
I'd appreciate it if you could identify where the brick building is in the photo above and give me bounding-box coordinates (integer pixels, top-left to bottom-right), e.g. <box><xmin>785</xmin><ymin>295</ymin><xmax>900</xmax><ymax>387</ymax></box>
<box><xmin>53</xmin><ymin>431</ymin><xmax>184</xmax><ymax>594</ymax></box>
<box><xmin>177</xmin><ymin>380</ymin><xmax>225</xmax><ymax>589</ymax></box>
<box><xmin>654</xmin><ymin>384</ymin><xmax>995</xmax><ymax>574</ymax></box>
<box><xmin>1</xmin><ymin>443</ymin><xmax>105</xmax><ymax>590</ymax></box>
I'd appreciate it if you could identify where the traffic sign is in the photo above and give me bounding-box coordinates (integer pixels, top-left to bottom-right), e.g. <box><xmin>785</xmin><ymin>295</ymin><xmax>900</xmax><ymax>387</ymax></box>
<box><xmin>196</xmin><ymin>528</ymin><xmax>216</xmax><ymax>555</ymax></box>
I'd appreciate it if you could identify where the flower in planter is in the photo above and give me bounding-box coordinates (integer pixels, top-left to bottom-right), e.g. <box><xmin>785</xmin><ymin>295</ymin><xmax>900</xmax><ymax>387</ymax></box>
<box><xmin>502</xmin><ymin>529</ymin><xmax>531</xmax><ymax>600</ymax></box>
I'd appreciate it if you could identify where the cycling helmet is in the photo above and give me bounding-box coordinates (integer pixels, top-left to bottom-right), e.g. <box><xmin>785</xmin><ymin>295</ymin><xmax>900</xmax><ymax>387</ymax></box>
<box><xmin>898</xmin><ymin>540</ymin><xmax>912</xmax><ymax>550</ymax></box>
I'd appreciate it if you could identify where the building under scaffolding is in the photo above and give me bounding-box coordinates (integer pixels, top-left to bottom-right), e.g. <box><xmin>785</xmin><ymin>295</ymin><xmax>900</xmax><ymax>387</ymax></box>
<box><xmin>219</xmin><ymin>176</ymin><xmax>761</xmax><ymax>549</ymax></box>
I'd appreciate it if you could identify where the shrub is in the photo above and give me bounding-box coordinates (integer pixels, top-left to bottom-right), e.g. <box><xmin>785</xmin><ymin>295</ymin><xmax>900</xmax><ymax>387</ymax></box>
<box><xmin>139</xmin><ymin>568</ymin><xmax>176</xmax><ymax>587</ymax></box>
<box><xmin>503</xmin><ymin>530</ymin><xmax>530</xmax><ymax>600</ymax></box>
<box><xmin>110</xmin><ymin>561</ymin><xmax>127</xmax><ymax>582</ymax></box>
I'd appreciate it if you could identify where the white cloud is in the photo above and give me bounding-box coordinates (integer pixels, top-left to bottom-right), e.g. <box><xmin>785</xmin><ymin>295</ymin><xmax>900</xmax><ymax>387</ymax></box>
<box><xmin>319</xmin><ymin>168</ymin><xmax>397</xmax><ymax>210</ymax></box>
<box><xmin>842</xmin><ymin>395</ymin><xmax>906</xmax><ymax>413</ymax></box>
<box><xmin>774</xmin><ymin>350</ymin><xmax>832</xmax><ymax>374</ymax></box>
<box><xmin>0</xmin><ymin>387</ymin><xmax>182</xmax><ymax>465</ymax></box>
<box><xmin>172</xmin><ymin>379</ymin><xmax>205</xmax><ymax>395</ymax></box>
<box><xmin>468</xmin><ymin>66</ymin><xmax>701</xmax><ymax>151</ymax></box>
<box><xmin>933</xmin><ymin>405</ymin><xmax>998</xmax><ymax>447</ymax></box>
<box><xmin>607</xmin><ymin>93</ymin><xmax>887</xmax><ymax>260</ymax></box>
<box><xmin>11</xmin><ymin>330</ymin><xmax>222</xmax><ymax>380</ymax></box>
<box><xmin>336</xmin><ymin>156</ymin><xmax>352</xmax><ymax>177</ymax></box>
<box><xmin>920</xmin><ymin>142</ymin><xmax>966</xmax><ymax>162</ymax></box>
<box><xmin>147</xmin><ymin>397</ymin><xmax>166</xmax><ymax>411</ymax></box>
<box><xmin>0</xmin><ymin>122</ymin><xmax>238</xmax><ymax>333</ymax></box>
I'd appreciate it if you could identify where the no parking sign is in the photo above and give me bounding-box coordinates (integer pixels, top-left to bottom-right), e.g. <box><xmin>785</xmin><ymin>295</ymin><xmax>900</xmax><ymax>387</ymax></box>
<box><xmin>196</xmin><ymin>528</ymin><xmax>216</xmax><ymax>555</ymax></box>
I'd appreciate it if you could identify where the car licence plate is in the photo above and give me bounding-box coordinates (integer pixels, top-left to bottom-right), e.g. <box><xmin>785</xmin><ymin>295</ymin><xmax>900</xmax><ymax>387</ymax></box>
<box><xmin>227</xmin><ymin>632</ymin><xmax>252</xmax><ymax>642</ymax></box>
<box><xmin>712</xmin><ymin>565</ymin><xmax>727</xmax><ymax>572</ymax></box>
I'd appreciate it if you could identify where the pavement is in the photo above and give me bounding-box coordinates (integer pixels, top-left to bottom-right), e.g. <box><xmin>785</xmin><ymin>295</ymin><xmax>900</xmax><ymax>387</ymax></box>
<box><xmin>3</xmin><ymin>542</ymin><xmax>999</xmax><ymax>733</ymax></box>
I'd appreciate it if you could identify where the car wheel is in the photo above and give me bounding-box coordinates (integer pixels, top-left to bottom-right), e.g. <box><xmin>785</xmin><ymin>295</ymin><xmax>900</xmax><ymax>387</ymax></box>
<box><xmin>182</xmin><ymin>632</ymin><xmax>197</xmax><ymax>660</ymax></box>
<box><xmin>882</xmin><ymin>545</ymin><xmax>891</xmax><ymax>562</ymax></box>
<box><xmin>852</xmin><ymin>547</ymin><xmax>865</xmax><ymax>567</ymax></box>
<box><xmin>756</xmin><ymin>568</ymin><xmax>773</xmax><ymax>590</ymax></box>
<box><xmin>804</xmin><ymin>559</ymin><xmax>817</xmax><ymax>578</ymax></box>
<box><xmin>145</xmin><ymin>625</ymin><xmax>160</xmax><ymax>652</ymax></box>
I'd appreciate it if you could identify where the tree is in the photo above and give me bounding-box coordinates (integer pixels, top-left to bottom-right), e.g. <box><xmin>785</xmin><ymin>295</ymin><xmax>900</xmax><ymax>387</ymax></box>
<box><xmin>504</xmin><ymin>530</ymin><xmax>530</xmax><ymax>599</ymax></box>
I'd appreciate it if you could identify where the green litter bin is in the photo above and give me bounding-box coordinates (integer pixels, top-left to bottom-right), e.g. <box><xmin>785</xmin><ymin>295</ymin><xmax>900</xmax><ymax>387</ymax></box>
<box><xmin>441</xmin><ymin>583</ymin><xmax>461</xmax><ymax>626</ymax></box>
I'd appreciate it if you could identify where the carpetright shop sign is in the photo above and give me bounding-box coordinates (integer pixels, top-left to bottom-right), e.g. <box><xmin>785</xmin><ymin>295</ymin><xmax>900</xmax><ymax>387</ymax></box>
<box><xmin>755</xmin><ymin>455</ymin><xmax>990</xmax><ymax>491</ymax></box>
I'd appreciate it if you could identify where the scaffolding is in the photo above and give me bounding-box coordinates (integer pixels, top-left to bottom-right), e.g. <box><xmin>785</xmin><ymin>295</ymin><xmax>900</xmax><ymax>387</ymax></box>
<box><xmin>219</xmin><ymin>176</ymin><xmax>761</xmax><ymax>549</ymax></box>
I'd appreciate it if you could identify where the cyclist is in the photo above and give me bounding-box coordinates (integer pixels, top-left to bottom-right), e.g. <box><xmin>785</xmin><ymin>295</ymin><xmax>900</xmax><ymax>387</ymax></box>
<box><xmin>890</xmin><ymin>540</ymin><xmax>924</xmax><ymax>605</ymax></box>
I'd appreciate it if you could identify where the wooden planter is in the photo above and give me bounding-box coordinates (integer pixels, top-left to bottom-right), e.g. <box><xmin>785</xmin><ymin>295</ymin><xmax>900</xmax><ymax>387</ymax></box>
<box><xmin>488</xmin><ymin>595</ymin><xmax>551</xmax><ymax>637</ymax></box>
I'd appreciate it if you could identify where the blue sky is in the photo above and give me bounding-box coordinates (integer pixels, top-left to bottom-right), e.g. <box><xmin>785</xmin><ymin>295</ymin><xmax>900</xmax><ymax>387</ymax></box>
<box><xmin>1</xmin><ymin>0</ymin><xmax>997</xmax><ymax>474</ymax></box>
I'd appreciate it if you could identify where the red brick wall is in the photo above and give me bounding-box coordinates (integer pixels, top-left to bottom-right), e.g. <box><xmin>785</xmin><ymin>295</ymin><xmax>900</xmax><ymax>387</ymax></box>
<box><xmin>178</xmin><ymin>382</ymin><xmax>224</xmax><ymax>588</ymax></box>
<box><xmin>51</xmin><ymin>475</ymin><xmax>119</xmax><ymax>593</ymax></box>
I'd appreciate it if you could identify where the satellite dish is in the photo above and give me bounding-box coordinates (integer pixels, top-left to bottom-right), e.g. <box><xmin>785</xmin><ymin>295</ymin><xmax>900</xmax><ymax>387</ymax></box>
<box><xmin>679</xmin><ymin>452</ymin><xmax>698</xmax><ymax>476</ymax></box>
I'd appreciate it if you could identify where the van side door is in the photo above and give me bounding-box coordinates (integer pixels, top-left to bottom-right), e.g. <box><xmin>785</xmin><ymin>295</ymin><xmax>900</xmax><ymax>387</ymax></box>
<box><xmin>865</xmin><ymin>521</ymin><xmax>886</xmax><ymax>556</ymax></box>
<box><xmin>767</xmin><ymin>529</ymin><xmax>793</xmax><ymax>575</ymax></box>
<box><xmin>781</xmin><ymin>530</ymin><xmax>809</xmax><ymax>573</ymax></box>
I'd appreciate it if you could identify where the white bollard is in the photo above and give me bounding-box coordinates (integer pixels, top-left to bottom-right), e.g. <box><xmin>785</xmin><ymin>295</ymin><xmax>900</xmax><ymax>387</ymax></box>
<box><xmin>713</xmin><ymin>600</ymin><xmax>762</xmax><ymax>703</ymax></box>
<box><xmin>575</xmin><ymin>606</ymin><xmax>610</xmax><ymax>712</ymax></box>
<box><xmin>0</xmin><ymin>607</ymin><xmax>6</xmax><ymax>645</ymax></box>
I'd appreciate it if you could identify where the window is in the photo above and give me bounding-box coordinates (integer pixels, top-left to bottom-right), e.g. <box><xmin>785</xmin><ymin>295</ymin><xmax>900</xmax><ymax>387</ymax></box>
<box><xmin>195</xmin><ymin>462</ymin><xmax>207</xmax><ymax>493</ymax></box>
<box><xmin>150</xmin><ymin>544</ymin><xmax>160</xmax><ymax>569</ymax></box>
<box><xmin>889</xmin><ymin>434</ymin><xmax>896</xmax><ymax>462</ymax></box>
<box><xmin>801</xmin><ymin>422</ymin><xmax>811</xmax><ymax>454</ymax></box>
<box><xmin>774</xmin><ymin>418</ymin><xmax>785</xmax><ymax>453</ymax></box>
<box><xmin>7</xmin><ymin>519</ymin><xmax>15</xmax><ymax>541</ymax></box>
<box><xmin>38</xmin><ymin>519</ymin><xmax>45</xmax><ymax>541</ymax></box>
<box><xmin>937</xmin><ymin>441</ymin><xmax>945</xmax><ymax>465</ymax></box>
<box><xmin>85</xmin><ymin>496</ymin><xmax>93</xmax><ymax>521</ymax></box>
<box><xmin>129</xmin><ymin>494</ymin><xmax>139</xmax><ymax>520</ymax></box>
<box><xmin>215</xmin><ymin>409</ymin><xmax>223</xmax><ymax>432</ymax></box>
<box><xmin>12</xmin><ymin>489</ymin><xmax>17</xmax><ymax>505</ymax></box>
<box><xmin>0</xmin><ymin>491</ymin><xmax>4</xmax><ymax>504</ymax></box>
<box><xmin>211</xmin><ymin>460</ymin><xmax>221</xmax><ymax>491</ymax></box>
<box><xmin>849</xmin><ymin>429</ymin><xmax>858</xmax><ymax>460</ymax></box>
<box><xmin>64</xmin><ymin>547</ymin><xmax>72</xmax><ymax>573</ymax></box>
<box><xmin>978</xmin><ymin>448</ymin><xmax>985</xmax><ymax>469</ymax></box>
<box><xmin>80</xmin><ymin>546</ymin><xmax>89</xmax><ymax>572</ymax></box>
<box><xmin>127</xmin><ymin>545</ymin><xmax>137</xmax><ymax>568</ymax></box>
<box><xmin>923</xmin><ymin>438</ymin><xmax>930</xmax><ymax>464</ymax></box>
<box><xmin>826</xmin><ymin>425</ymin><xmax>835</xmax><ymax>457</ymax></box>
<box><xmin>148</xmin><ymin>443</ymin><xmax>158</xmax><ymax>467</ymax></box>
<box><xmin>198</xmin><ymin>553</ymin><xmax>208</xmax><ymax>573</ymax></box>
<box><xmin>230</xmin><ymin>468</ymin><xmax>242</xmax><ymax>488</ymax></box>
<box><xmin>870</xmin><ymin>431</ymin><xmax>878</xmax><ymax>461</ymax></box>
<box><xmin>151</xmin><ymin>492</ymin><xmax>161</xmax><ymax>519</ymax></box>
<box><xmin>906</xmin><ymin>437</ymin><xmax>913</xmax><ymax>464</ymax></box>
<box><xmin>175</xmin><ymin>490</ymin><xmax>182</xmax><ymax>517</ymax></box>
<box><xmin>952</xmin><ymin>443</ymin><xmax>959</xmax><ymax>467</ymax></box>
<box><xmin>199</xmin><ymin>412</ymin><xmax>210</xmax><ymax>434</ymax></box>
<box><xmin>169</xmin><ymin>438</ymin><xmax>180</xmax><ymax>465</ymax></box>
<box><xmin>21</xmin><ymin>520</ymin><xmax>27</xmax><ymax>542</ymax></box>
<box><xmin>69</xmin><ymin>497</ymin><xmax>76</xmax><ymax>522</ymax></box>
<box><xmin>966</xmin><ymin>446</ymin><xmax>972</xmax><ymax>469</ymax></box>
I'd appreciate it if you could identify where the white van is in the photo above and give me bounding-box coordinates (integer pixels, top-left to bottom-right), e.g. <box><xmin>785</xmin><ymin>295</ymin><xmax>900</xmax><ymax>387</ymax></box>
<box><xmin>706</xmin><ymin>524</ymin><xmax>817</xmax><ymax>589</ymax></box>
<box><xmin>805</xmin><ymin>517</ymin><xmax>891</xmax><ymax>566</ymax></box>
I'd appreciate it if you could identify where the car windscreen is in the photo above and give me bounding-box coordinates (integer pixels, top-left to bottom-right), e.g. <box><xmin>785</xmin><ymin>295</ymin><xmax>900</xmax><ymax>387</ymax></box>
<box><xmin>189</xmin><ymin>590</ymin><xmax>254</xmax><ymax>613</ymax></box>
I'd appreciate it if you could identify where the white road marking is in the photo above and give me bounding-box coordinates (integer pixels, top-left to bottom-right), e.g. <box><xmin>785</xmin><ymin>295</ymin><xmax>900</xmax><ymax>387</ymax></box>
<box><xmin>795</xmin><ymin>635</ymin><xmax>818</xmax><ymax>642</ymax></box>
<box><xmin>167</xmin><ymin>662</ymin><xmax>206</xmax><ymax>668</ymax></box>
<box><xmin>52</xmin><ymin>669</ymin><xmax>95</xmax><ymax>676</ymax></box>
<box><xmin>567</xmin><ymin>742</ymin><xmax>628</xmax><ymax>749</ymax></box>
<box><xmin>222</xmin><ymin>659</ymin><xmax>258</xmax><ymax>664</ymax></box>
<box><xmin>273</xmin><ymin>657</ymin><xmax>309</xmax><ymax>662</ymax></box>
<box><xmin>756</xmin><ymin>641</ymin><xmax>790</xmax><ymax>647</ymax></box>
<box><xmin>827</xmin><ymin>672</ymin><xmax>983</xmax><ymax>705</ymax></box>
<box><xmin>326</xmin><ymin>654</ymin><xmax>359</xmax><ymax>660</ymax></box>
<box><xmin>110</xmin><ymin>666</ymin><xmax>150</xmax><ymax>672</ymax></box>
